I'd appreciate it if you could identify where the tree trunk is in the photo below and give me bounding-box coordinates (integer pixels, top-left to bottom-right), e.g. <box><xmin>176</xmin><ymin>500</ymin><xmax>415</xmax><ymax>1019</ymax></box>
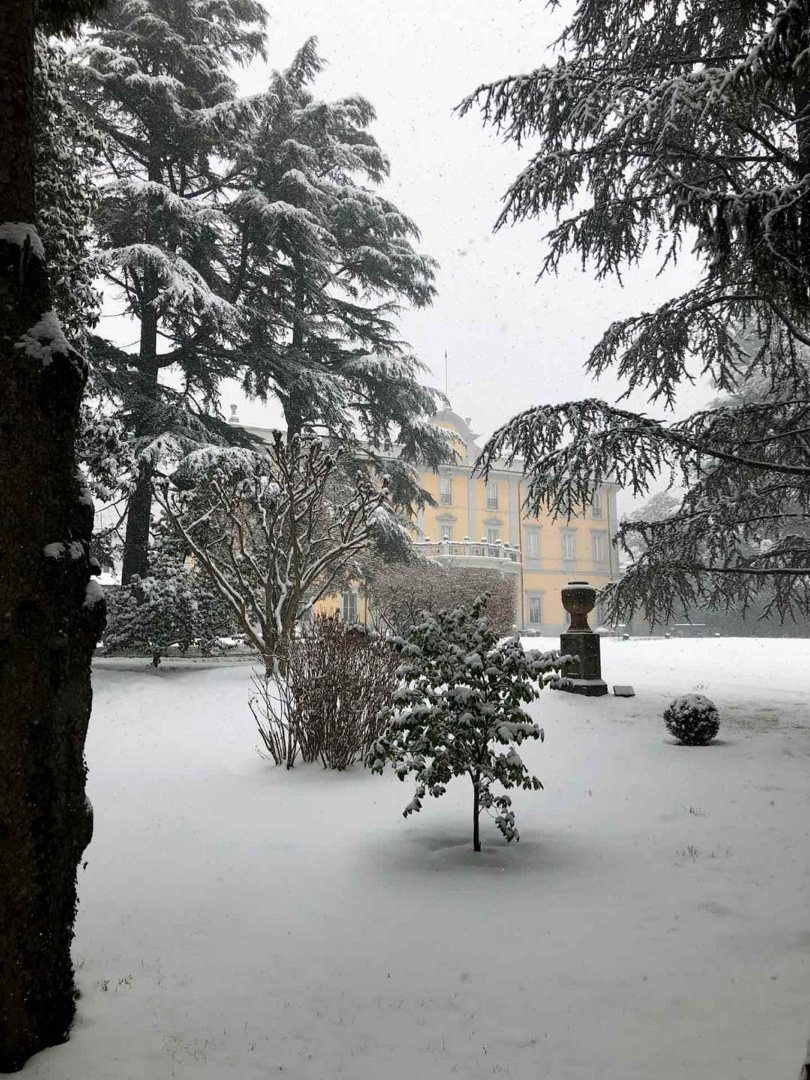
<box><xmin>120</xmin><ymin>153</ymin><xmax>161</xmax><ymax>586</ymax></box>
<box><xmin>472</xmin><ymin>774</ymin><xmax>481</xmax><ymax>852</ymax></box>
<box><xmin>120</xmin><ymin>309</ymin><xmax>158</xmax><ymax>585</ymax></box>
<box><xmin>793</xmin><ymin>76</ymin><xmax>810</xmax><ymax>284</ymax></box>
<box><xmin>121</xmin><ymin>455</ymin><xmax>154</xmax><ymax>584</ymax></box>
<box><xmin>0</xmin><ymin>3</ymin><xmax>104</xmax><ymax>1070</ymax></box>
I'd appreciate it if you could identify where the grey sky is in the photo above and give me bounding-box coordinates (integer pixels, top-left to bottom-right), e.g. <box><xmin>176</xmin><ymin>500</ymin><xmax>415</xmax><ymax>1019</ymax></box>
<box><xmin>100</xmin><ymin>0</ymin><xmax>708</xmax><ymax>467</ymax></box>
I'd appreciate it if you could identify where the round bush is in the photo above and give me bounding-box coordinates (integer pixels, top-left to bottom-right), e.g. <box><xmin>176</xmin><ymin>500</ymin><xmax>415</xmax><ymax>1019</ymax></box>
<box><xmin>663</xmin><ymin>694</ymin><xmax>720</xmax><ymax>746</ymax></box>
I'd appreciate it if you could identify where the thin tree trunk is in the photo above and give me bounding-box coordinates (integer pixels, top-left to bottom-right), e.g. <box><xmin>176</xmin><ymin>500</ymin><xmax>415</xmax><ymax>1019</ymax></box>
<box><xmin>472</xmin><ymin>773</ymin><xmax>481</xmax><ymax>852</ymax></box>
<box><xmin>794</xmin><ymin>77</ymin><xmax>810</xmax><ymax>285</ymax></box>
<box><xmin>0</xmin><ymin>4</ymin><xmax>103</xmax><ymax>1070</ymax></box>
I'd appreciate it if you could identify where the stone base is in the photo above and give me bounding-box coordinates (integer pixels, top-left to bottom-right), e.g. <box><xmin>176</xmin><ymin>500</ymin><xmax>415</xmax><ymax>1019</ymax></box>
<box><xmin>558</xmin><ymin>677</ymin><xmax>609</xmax><ymax>697</ymax></box>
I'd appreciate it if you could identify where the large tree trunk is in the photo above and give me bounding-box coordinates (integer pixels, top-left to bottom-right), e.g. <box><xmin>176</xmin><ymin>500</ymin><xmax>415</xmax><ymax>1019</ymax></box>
<box><xmin>121</xmin><ymin>154</ymin><xmax>161</xmax><ymax>587</ymax></box>
<box><xmin>120</xmin><ymin>308</ymin><xmax>158</xmax><ymax>586</ymax></box>
<box><xmin>0</xmin><ymin>3</ymin><xmax>104</xmax><ymax>1071</ymax></box>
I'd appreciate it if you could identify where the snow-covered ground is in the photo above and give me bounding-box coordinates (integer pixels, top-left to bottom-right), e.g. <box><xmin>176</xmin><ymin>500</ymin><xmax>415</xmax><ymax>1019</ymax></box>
<box><xmin>23</xmin><ymin>638</ymin><xmax>810</xmax><ymax>1080</ymax></box>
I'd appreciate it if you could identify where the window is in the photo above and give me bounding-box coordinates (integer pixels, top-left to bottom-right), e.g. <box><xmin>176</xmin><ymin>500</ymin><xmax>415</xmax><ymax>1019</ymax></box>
<box><xmin>486</xmin><ymin>526</ymin><xmax>500</xmax><ymax>545</ymax></box>
<box><xmin>527</xmin><ymin>595</ymin><xmax>542</xmax><ymax>625</ymax></box>
<box><xmin>342</xmin><ymin>589</ymin><xmax>358</xmax><ymax>624</ymax></box>
<box><xmin>562</xmin><ymin>530</ymin><xmax>576</xmax><ymax>560</ymax></box>
<box><xmin>592</xmin><ymin>531</ymin><xmax>608</xmax><ymax>563</ymax></box>
<box><xmin>440</xmin><ymin>475</ymin><xmax>453</xmax><ymax>505</ymax></box>
<box><xmin>592</xmin><ymin>489</ymin><xmax>604</xmax><ymax>517</ymax></box>
<box><xmin>524</xmin><ymin>528</ymin><xmax>540</xmax><ymax>558</ymax></box>
<box><xmin>486</xmin><ymin>480</ymin><xmax>499</xmax><ymax>510</ymax></box>
<box><xmin>440</xmin><ymin>523</ymin><xmax>454</xmax><ymax>542</ymax></box>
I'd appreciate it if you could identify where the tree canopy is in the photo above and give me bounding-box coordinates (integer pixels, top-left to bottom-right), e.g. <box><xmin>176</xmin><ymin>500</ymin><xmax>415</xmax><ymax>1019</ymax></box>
<box><xmin>462</xmin><ymin>0</ymin><xmax>810</xmax><ymax>624</ymax></box>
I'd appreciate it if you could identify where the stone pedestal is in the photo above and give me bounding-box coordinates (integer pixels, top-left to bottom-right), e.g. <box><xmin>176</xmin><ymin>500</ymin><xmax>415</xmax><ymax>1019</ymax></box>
<box><xmin>558</xmin><ymin>581</ymin><xmax>607</xmax><ymax>697</ymax></box>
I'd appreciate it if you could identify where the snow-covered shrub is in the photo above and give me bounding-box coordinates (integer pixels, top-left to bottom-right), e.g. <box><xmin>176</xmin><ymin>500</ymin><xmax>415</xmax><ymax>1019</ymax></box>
<box><xmin>104</xmin><ymin>560</ymin><xmax>238</xmax><ymax>667</ymax></box>
<box><xmin>367</xmin><ymin>595</ymin><xmax>564</xmax><ymax>851</ymax></box>
<box><xmin>251</xmin><ymin>616</ymin><xmax>400</xmax><ymax>769</ymax></box>
<box><xmin>664</xmin><ymin>694</ymin><xmax>720</xmax><ymax>746</ymax></box>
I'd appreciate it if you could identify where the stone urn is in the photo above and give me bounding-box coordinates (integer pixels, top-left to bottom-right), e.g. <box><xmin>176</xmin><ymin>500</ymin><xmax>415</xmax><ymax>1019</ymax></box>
<box><xmin>561</xmin><ymin>581</ymin><xmax>597</xmax><ymax>633</ymax></box>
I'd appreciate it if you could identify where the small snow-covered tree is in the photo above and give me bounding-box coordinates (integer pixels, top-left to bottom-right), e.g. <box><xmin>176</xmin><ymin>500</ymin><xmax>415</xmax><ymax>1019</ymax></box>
<box><xmin>104</xmin><ymin>555</ymin><xmax>238</xmax><ymax>666</ymax></box>
<box><xmin>155</xmin><ymin>433</ymin><xmax>394</xmax><ymax>675</ymax></box>
<box><xmin>461</xmin><ymin>1</ymin><xmax>810</xmax><ymax>627</ymax></box>
<box><xmin>368</xmin><ymin>596</ymin><xmax>563</xmax><ymax>852</ymax></box>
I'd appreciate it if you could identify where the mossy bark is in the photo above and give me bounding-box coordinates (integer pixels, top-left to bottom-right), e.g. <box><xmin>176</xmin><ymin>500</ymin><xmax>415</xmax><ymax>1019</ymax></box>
<box><xmin>0</xmin><ymin>1</ymin><xmax>104</xmax><ymax>1069</ymax></box>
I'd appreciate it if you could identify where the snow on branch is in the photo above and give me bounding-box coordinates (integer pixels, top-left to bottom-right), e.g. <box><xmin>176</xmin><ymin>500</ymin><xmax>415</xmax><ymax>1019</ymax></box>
<box><xmin>154</xmin><ymin>433</ymin><xmax>390</xmax><ymax>675</ymax></box>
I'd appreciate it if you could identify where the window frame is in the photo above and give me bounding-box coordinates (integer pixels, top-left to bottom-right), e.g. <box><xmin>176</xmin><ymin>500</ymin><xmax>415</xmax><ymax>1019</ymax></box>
<box><xmin>524</xmin><ymin>527</ymin><xmax>541</xmax><ymax>559</ymax></box>
<box><xmin>342</xmin><ymin>589</ymin><xmax>358</xmax><ymax>624</ymax></box>
<box><xmin>527</xmin><ymin>594</ymin><xmax>543</xmax><ymax>625</ymax></box>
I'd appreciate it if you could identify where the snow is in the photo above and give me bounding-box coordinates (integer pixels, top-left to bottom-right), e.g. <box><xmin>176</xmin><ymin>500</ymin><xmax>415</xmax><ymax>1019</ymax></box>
<box><xmin>16</xmin><ymin>310</ymin><xmax>73</xmax><ymax>367</ymax></box>
<box><xmin>23</xmin><ymin>637</ymin><xmax>810</xmax><ymax>1079</ymax></box>
<box><xmin>43</xmin><ymin>540</ymin><xmax>85</xmax><ymax>560</ymax></box>
<box><xmin>84</xmin><ymin>580</ymin><xmax>106</xmax><ymax>610</ymax></box>
<box><xmin>0</xmin><ymin>221</ymin><xmax>45</xmax><ymax>260</ymax></box>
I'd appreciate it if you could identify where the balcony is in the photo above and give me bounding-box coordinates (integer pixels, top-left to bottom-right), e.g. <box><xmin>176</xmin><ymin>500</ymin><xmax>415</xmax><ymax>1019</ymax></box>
<box><xmin>414</xmin><ymin>537</ymin><xmax>522</xmax><ymax>572</ymax></box>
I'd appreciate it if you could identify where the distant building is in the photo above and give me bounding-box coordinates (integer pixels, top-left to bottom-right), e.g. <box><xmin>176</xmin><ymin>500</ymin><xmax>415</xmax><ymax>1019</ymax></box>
<box><xmin>246</xmin><ymin>407</ymin><xmax>620</xmax><ymax>634</ymax></box>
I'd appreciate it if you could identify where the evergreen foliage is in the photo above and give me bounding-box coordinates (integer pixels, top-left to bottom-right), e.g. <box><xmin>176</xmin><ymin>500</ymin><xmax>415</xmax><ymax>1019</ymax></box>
<box><xmin>368</xmin><ymin>596</ymin><xmax>563</xmax><ymax>852</ymax></box>
<box><xmin>104</xmin><ymin>557</ymin><xmax>238</xmax><ymax>666</ymax></box>
<box><xmin>34</xmin><ymin>35</ymin><xmax>101</xmax><ymax>346</ymax></box>
<box><xmin>663</xmin><ymin>694</ymin><xmax>721</xmax><ymax>746</ymax></box>
<box><xmin>233</xmin><ymin>37</ymin><xmax>452</xmax><ymax>501</ymax></box>
<box><xmin>462</xmin><ymin>1</ymin><xmax>810</xmax><ymax>625</ymax></box>
<box><xmin>73</xmin><ymin>12</ymin><xmax>450</xmax><ymax>580</ymax></box>
<box><xmin>76</xmin><ymin>0</ymin><xmax>268</xmax><ymax>582</ymax></box>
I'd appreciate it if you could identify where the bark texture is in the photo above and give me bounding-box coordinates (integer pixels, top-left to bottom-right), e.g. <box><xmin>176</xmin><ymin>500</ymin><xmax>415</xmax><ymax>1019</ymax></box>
<box><xmin>0</xmin><ymin>1</ymin><xmax>104</xmax><ymax>1071</ymax></box>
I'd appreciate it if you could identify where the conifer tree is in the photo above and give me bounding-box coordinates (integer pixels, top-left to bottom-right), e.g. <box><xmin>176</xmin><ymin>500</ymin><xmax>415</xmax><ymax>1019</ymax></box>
<box><xmin>234</xmin><ymin>39</ymin><xmax>451</xmax><ymax>500</ymax></box>
<box><xmin>78</xmin><ymin>0</ymin><xmax>267</xmax><ymax>583</ymax></box>
<box><xmin>462</xmin><ymin>0</ymin><xmax>810</xmax><ymax>624</ymax></box>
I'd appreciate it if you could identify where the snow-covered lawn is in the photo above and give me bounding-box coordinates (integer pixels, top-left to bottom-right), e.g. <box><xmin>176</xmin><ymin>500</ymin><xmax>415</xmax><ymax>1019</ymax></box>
<box><xmin>24</xmin><ymin>638</ymin><xmax>810</xmax><ymax>1079</ymax></box>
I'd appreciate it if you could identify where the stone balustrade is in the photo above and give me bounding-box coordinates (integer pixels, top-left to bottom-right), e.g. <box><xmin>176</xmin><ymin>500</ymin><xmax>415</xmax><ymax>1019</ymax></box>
<box><xmin>413</xmin><ymin>538</ymin><xmax>522</xmax><ymax>565</ymax></box>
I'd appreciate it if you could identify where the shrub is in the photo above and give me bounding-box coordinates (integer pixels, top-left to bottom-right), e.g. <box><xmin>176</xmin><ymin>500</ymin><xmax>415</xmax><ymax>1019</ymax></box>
<box><xmin>363</xmin><ymin>558</ymin><xmax>517</xmax><ymax>637</ymax></box>
<box><xmin>367</xmin><ymin>595</ymin><xmax>564</xmax><ymax>851</ymax></box>
<box><xmin>251</xmin><ymin>616</ymin><xmax>400</xmax><ymax>769</ymax></box>
<box><xmin>104</xmin><ymin>560</ymin><xmax>238</xmax><ymax>666</ymax></box>
<box><xmin>664</xmin><ymin>694</ymin><xmax>720</xmax><ymax>745</ymax></box>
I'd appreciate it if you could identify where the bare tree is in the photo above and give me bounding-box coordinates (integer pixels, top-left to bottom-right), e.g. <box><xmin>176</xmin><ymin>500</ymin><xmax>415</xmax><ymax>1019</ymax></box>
<box><xmin>155</xmin><ymin>433</ymin><xmax>393</xmax><ymax>675</ymax></box>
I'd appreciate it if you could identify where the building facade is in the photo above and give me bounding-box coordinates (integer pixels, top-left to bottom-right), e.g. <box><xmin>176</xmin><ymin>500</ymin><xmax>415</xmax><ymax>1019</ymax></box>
<box><xmin>406</xmin><ymin>409</ymin><xmax>619</xmax><ymax>634</ymax></box>
<box><xmin>246</xmin><ymin>408</ymin><xmax>620</xmax><ymax>634</ymax></box>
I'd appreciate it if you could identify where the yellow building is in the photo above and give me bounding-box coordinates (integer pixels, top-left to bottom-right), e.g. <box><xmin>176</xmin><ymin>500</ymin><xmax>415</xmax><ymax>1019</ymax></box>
<box><xmin>247</xmin><ymin>407</ymin><xmax>619</xmax><ymax>634</ymax></box>
<box><xmin>406</xmin><ymin>409</ymin><xmax>619</xmax><ymax>634</ymax></box>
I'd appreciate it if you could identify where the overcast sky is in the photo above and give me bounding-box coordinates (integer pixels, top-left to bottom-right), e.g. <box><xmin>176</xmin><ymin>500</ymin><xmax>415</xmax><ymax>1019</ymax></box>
<box><xmin>100</xmin><ymin>0</ymin><xmax>708</xmax><ymax>469</ymax></box>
